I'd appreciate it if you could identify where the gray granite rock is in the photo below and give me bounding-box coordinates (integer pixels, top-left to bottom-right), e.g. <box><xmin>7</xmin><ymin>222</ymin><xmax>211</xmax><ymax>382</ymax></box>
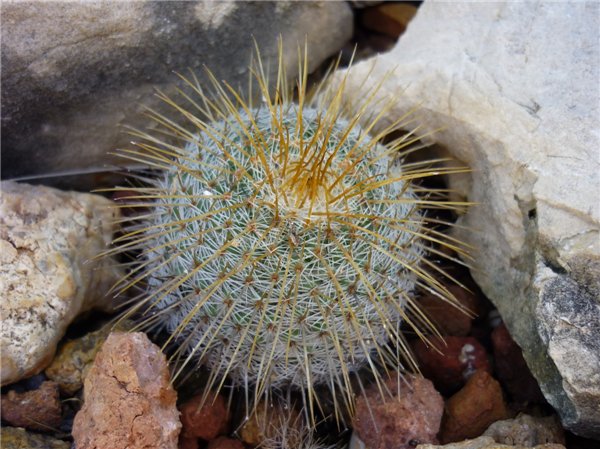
<box><xmin>329</xmin><ymin>1</ymin><xmax>600</xmax><ymax>438</ymax></box>
<box><xmin>1</xmin><ymin>1</ymin><xmax>352</xmax><ymax>187</ymax></box>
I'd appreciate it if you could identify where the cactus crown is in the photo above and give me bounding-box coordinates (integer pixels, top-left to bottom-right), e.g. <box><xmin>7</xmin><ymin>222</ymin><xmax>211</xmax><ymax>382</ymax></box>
<box><xmin>107</xmin><ymin>44</ymin><xmax>469</xmax><ymax>425</ymax></box>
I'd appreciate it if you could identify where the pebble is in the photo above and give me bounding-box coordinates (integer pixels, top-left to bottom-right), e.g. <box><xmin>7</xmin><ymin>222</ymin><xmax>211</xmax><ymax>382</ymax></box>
<box><xmin>179</xmin><ymin>435</ymin><xmax>200</xmax><ymax>449</ymax></box>
<box><xmin>179</xmin><ymin>390</ymin><xmax>230</xmax><ymax>440</ymax></box>
<box><xmin>491</xmin><ymin>323</ymin><xmax>545</xmax><ymax>404</ymax></box>
<box><xmin>412</xmin><ymin>336</ymin><xmax>491</xmax><ymax>394</ymax></box>
<box><xmin>353</xmin><ymin>373</ymin><xmax>444</xmax><ymax>449</ymax></box>
<box><xmin>440</xmin><ymin>370</ymin><xmax>511</xmax><ymax>443</ymax></box>
<box><xmin>416</xmin><ymin>435</ymin><xmax>566</xmax><ymax>449</ymax></box>
<box><xmin>45</xmin><ymin>320</ymin><xmax>132</xmax><ymax>396</ymax></box>
<box><xmin>207</xmin><ymin>436</ymin><xmax>246</xmax><ymax>449</ymax></box>
<box><xmin>0</xmin><ymin>380</ymin><xmax>62</xmax><ymax>432</ymax></box>
<box><xmin>0</xmin><ymin>426</ymin><xmax>70</xmax><ymax>449</ymax></box>
<box><xmin>72</xmin><ymin>332</ymin><xmax>181</xmax><ymax>449</ymax></box>
<box><xmin>417</xmin><ymin>285</ymin><xmax>479</xmax><ymax>337</ymax></box>
<box><xmin>360</xmin><ymin>3</ymin><xmax>418</xmax><ymax>39</ymax></box>
<box><xmin>483</xmin><ymin>414</ymin><xmax>565</xmax><ymax>446</ymax></box>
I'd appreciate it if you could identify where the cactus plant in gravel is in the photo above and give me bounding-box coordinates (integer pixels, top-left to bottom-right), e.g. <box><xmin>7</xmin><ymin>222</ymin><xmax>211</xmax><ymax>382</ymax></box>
<box><xmin>107</xmin><ymin>46</ymin><xmax>469</xmax><ymax>424</ymax></box>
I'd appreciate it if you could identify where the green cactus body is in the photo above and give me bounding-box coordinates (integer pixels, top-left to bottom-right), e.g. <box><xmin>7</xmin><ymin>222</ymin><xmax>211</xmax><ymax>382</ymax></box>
<box><xmin>111</xmin><ymin>47</ymin><xmax>467</xmax><ymax>422</ymax></box>
<box><xmin>147</xmin><ymin>106</ymin><xmax>422</xmax><ymax>389</ymax></box>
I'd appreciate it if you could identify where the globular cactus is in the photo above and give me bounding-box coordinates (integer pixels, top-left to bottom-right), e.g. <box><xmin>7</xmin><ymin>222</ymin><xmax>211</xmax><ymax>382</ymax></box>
<box><xmin>108</xmin><ymin>45</ymin><xmax>468</xmax><ymax>423</ymax></box>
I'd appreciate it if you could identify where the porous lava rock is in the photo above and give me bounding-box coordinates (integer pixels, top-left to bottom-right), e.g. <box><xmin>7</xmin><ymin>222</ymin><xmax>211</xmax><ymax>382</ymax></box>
<box><xmin>179</xmin><ymin>391</ymin><xmax>230</xmax><ymax>441</ymax></box>
<box><xmin>353</xmin><ymin>373</ymin><xmax>444</xmax><ymax>449</ymax></box>
<box><xmin>207</xmin><ymin>437</ymin><xmax>246</xmax><ymax>449</ymax></box>
<box><xmin>45</xmin><ymin>320</ymin><xmax>133</xmax><ymax>396</ymax></box>
<box><xmin>417</xmin><ymin>285</ymin><xmax>479</xmax><ymax>337</ymax></box>
<box><xmin>441</xmin><ymin>370</ymin><xmax>511</xmax><ymax>443</ymax></box>
<box><xmin>0</xmin><ymin>380</ymin><xmax>62</xmax><ymax>431</ymax></box>
<box><xmin>71</xmin><ymin>332</ymin><xmax>181</xmax><ymax>449</ymax></box>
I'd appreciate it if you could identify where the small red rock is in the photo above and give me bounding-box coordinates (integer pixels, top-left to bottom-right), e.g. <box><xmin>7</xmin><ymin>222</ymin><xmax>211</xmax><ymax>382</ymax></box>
<box><xmin>179</xmin><ymin>435</ymin><xmax>200</xmax><ymax>449</ymax></box>
<box><xmin>353</xmin><ymin>373</ymin><xmax>444</xmax><ymax>449</ymax></box>
<box><xmin>492</xmin><ymin>322</ymin><xmax>545</xmax><ymax>404</ymax></box>
<box><xmin>72</xmin><ymin>332</ymin><xmax>181</xmax><ymax>449</ymax></box>
<box><xmin>0</xmin><ymin>380</ymin><xmax>62</xmax><ymax>431</ymax></box>
<box><xmin>180</xmin><ymin>390</ymin><xmax>230</xmax><ymax>440</ymax></box>
<box><xmin>418</xmin><ymin>285</ymin><xmax>479</xmax><ymax>337</ymax></box>
<box><xmin>440</xmin><ymin>369</ymin><xmax>511</xmax><ymax>443</ymax></box>
<box><xmin>207</xmin><ymin>436</ymin><xmax>246</xmax><ymax>449</ymax></box>
<box><xmin>412</xmin><ymin>336</ymin><xmax>491</xmax><ymax>394</ymax></box>
<box><xmin>360</xmin><ymin>3</ymin><xmax>418</xmax><ymax>39</ymax></box>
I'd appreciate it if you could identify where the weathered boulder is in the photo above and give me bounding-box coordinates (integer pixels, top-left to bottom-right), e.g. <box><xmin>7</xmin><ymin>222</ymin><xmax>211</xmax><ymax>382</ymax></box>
<box><xmin>331</xmin><ymin>1</ymin><xmax>600</xmax><ymax>437</ymax></box>
<box><xmin>1</xmin><ymin>1</ymin><xmax>353</xmax><ymax>187</ymax></box>
<box><xmin>0</xmin><ymin>181</ymin><xmax>121</xmax><ymax>385</ymax></box>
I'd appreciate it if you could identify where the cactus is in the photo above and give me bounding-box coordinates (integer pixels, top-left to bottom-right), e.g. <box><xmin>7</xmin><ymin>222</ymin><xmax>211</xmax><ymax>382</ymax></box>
<box><xmin>108</xmin><ymin>45</ymin><xmax>468</xmax><ymax>424</ymax></box>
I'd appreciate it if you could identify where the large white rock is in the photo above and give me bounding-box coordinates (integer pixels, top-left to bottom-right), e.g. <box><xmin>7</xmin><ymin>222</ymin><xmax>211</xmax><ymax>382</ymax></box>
<box><xmin>330</xmin><ymin>1</ymin><xmax>600</xmax><ymax>438</ymax></box>
<box><xmin>0</xmin><ymin>181</ymin><xmax>122</xmax><ymax>385</ymax></box>
<box><xmin>1</xmin><ymin>1</ymin><xmax>353</xmax><ymax>187</ymax></box>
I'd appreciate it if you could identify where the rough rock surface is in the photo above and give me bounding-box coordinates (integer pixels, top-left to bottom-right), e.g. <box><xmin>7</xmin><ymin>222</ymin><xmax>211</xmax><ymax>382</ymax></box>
<box><xmin>71</xmin><ymin>332</ymin><xmax>180</xmax><ymax>449</ymax></box>
<box><xmin>1</xmin><ymin>1</ymin><xmax>353</xmax><ymax>187</ymax></box>
<box><xmin>179</xmin><ymin>391</ymin><xmax>230</xmax><ymax>440</ymax></box>
<box><xmin>417</xmin><ymin>285</ymin><xmax>479</xmax><ymax>337</ymax></box>
<box><xmin>483</xmin><ymin>414</ymin><xmax>565</xmax><ymax>446</ymax></box>
<box><xmin>1</xmin><ymin>426</ymin><xmax>71</xmax><ymax>449</ymax></box>
<box><xmin>491</xmin><ymin>323</ymin><xmax>545</xmax><ymax>404</ymax></box>
<box><xmin>331</xmin><ymin>1</ymin><xmax>600</xmax><ymax>437</ymax></box>
<box><xmin>441</xmin><ymin>370</ymin><xmax>511</xmax><ymax>443</ymax></box>
<box><xmin>207</xmin><ymin>437</ymin><xmax>246</xmax><ymax>449</ymax></box>
<box><xmin>412</xmin><ymin>336</ymin><xmax>491</xmax><ymax>394</ymax></box>
<box><xmin>45</xmin><ymin>320</ymin><xmax>132</xmax><ymax>395</ymax></box>
<box><xmin>0</xmin><ymin>181</ymin><xmax>121</xmax><ymax>385</ymax></box>
<box><xmin>416</xmin><ymin>436</ymin><xmax>566</xmax><ymax>449</ymax></box>
<box><xmin>353</xmin><ymin>373</ymin><xmax>444</xmax><ymax>449</ymax></box>
<box><xmin>0</xmin><ymin>380</ymin><xmax>62</xmax><ymax>431</ymax></box>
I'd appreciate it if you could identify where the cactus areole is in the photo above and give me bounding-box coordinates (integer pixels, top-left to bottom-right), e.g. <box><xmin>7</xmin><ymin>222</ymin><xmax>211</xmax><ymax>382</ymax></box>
<box><xmin>110</xmin><ymin>45</ymin><xmax>467</xmax><ymax>421</ymax></box>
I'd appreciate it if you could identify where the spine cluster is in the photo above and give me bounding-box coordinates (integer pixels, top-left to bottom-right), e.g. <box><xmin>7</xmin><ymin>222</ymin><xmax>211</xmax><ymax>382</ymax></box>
<box><xmin>108</xmin><ymin>45</ymin><xmax>469</xmax><ymax>423</ymax></box>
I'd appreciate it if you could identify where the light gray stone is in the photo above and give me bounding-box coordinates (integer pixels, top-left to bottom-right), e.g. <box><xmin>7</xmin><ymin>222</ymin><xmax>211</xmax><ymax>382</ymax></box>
<box><xmin>416</xmin><ymin>435</ymin><xmax>566</xmax><ymax>449</ymax></box>
<box><xmin>483</xmin><ymin>414</ymin><xmax>564</xmax><ymax>446</ymax></box>
<box><xmin>0</xmin><ymin>181</ymin><xmax>122</xmax><ymax>385</ymax></box>
<box><xmin>329</xmin><ymin>1</ymin><xmax>600</xmax><ymax>438</ymax></box>
<box><xmin>1</xmin><ymin>1</ymin><xmax>353</xmax><ymax>188</ymax></box>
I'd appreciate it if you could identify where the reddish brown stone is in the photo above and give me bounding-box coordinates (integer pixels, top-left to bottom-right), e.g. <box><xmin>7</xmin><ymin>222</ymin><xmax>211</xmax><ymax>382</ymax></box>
<box><xmin>353</xmin><ymin>373</ymin><xmax>444</xmax><ymax>449</ymax></box>
<box><xmin>441</xmin><ymin>369</ymin><xmax>511</xmax><ymax>443</ymax></box>
<box><xmin>180</xmin><ymin>391</ymin><xmax>230</xmax><ymax>440</ymax></box>
<box><xmin>418</xmin><ymin>285</ymin><xmax>479</xmax><ymax>337</ymax></box>
<box><xmin>412</xmin><ymin>336</ymin><xmax>491</xmax><ymax>394</ymax></box>
<box><xmin>71</xmin><ymin>332</ymin><xmax>181</xmax><ymax>449</ymax></box>
<box><xmin>492</xmin><ymin>322</ymin><xmax>545</xmax><ymax>404</ymax></box>
<box><xmin>207</xmin><ymin>436</ymin><xmax>246</xmax><ymax>449</ymax></box>
<box><xmin>0</xmin><ymin>380</ymin><xmax>62</xmax><ymax>431</ymax></box>
<box><xmin>360</xmin><ymin>3</ymin><xmax>418</xmax><ymax>39</ymax></box>
<box><xmin>179</xmin><ymin>435</ymin><xmax>200</xmax><ymax>449</ymax></box>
